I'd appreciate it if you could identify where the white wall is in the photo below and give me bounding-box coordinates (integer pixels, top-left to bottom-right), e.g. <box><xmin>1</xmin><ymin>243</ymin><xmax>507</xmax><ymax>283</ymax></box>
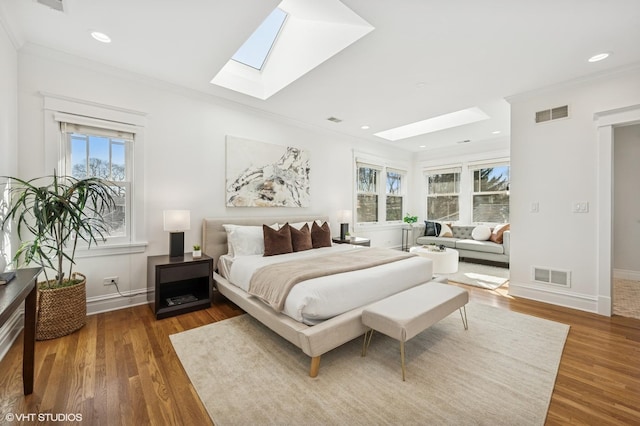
<box><xmin>0</xmin><ymin>20</ymin><xmax>17</xmax><ymax>271</ymax></box>
<box><xmin>508</xmin><ymin>67</ymin><xmax>640</xmax><ymax>313</ymax></box>
<box><xmin>0</xmin><ymin>20</ymin><xmax>20</xmax><ymax>361</ymax></box>
<box><xmin>613</xmin><ymin>124</ymin><xmax>640</xmax><ymax>279</ymax></box>
<box><xmin>16</xmin><ymin>45</ymin><xmax>412</xmax><ymax>313</ymax></box>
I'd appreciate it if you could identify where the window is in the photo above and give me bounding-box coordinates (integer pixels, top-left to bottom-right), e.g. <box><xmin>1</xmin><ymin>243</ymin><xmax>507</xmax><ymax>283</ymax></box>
<box><xmin>472</xmin><ymin>164</ymin><xmax>510</xmax><ymax>223</ymax></box>
<box><xmin>425</xmin><ymin>168</ymin><xmax>461</xmax><ymax>221</ymax></box>
<box><xmin>231</xmin><ymin>7</ymin><xmax>288</xmax><ymax>70</ymax></box>
<box><xmin>356</xmin><ymin>160</ymin><xmax>407</xmax><ymax>224</ymax></box>
<box><xmin>385</xmin><ymin>170</ymin><xmax>404</xmax><ymax>221</ymax></box>
<box><xmin>357</xmin><ymin>165</ymin><xmax>379</xmax><ymax>223</ymax></box>
<box><xmin>61</xmin><ymin>122</ymin><xmax>134</xmax><ymax>243</ymax></box>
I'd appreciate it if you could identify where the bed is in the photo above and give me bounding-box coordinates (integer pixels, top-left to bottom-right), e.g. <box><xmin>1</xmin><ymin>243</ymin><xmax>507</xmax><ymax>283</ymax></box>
<box><xmin>203</xmin><ymin>215</ymin><xmax>434</xmax><ymax>377</ymax></box>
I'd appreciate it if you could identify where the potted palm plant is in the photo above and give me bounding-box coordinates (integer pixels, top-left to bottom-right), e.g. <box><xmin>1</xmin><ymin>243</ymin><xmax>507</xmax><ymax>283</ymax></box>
<box><xmin>1</xmin><ymin>171</ymin><xmax>116</xmax><ymax>340</ymax></box>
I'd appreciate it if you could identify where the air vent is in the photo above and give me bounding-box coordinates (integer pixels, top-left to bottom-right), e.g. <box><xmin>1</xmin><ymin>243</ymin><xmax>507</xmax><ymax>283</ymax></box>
<box><xmin>535</xmin><ymin>105</ymin><xmax>569</xmax><ymax>123</ymax></box>
<box><xmin>36</xmin><ymin>0</ymin><xmax>64</xmax><ymax>12</ymax></box>
<box><xmin>327</xmin><ymin>117</ymin><xmax>343</xmax><ymax>123</ymax></box>
<box><xmin>532</xmin><ymin>266</ymin><xmax>571</xmax><ymax>287</ymax></box>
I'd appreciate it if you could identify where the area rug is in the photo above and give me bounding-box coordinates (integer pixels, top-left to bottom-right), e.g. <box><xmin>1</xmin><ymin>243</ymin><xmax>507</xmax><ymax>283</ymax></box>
<box><xmin>445</xmin><ymin>261</ymin><xmax>510</xmax><ymax>289</ymax></box>
<box><xmin>170</xmin><ymin>303</ymin><xmax>569</xmax><ymax>426</ymax></box>
<box><xmin>613</xmin><ymin>278</ymin><xmax>640</xmax><ymax>320</ymax></box>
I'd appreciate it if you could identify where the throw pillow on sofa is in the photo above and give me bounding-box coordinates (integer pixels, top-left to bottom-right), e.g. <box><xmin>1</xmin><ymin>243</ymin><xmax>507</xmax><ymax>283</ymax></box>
<box><xmin>424</xmin><ymin>221</ymin><xmax>442</xmax><ymax>236</ymax></box>
<box><xmin>439</xmin><ymin>223</ymin><xmax>453</xmax><ymax>237</ymax></box>
<box><xmin>490</xmin><ymin>223</ymin><xmax>510</xmax><ymax>244</ymax></box>
<box><xmin>471</xmin><ymin>225</ymin><xmax>491</xmax><ymax>241</ymax></box>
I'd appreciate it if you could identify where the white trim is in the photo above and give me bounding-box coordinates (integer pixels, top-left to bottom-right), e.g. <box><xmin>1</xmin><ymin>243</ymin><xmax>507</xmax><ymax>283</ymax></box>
<box><xmin>594</xmin><ymin>103</ymin><xmax>640</xmax><ymax>316</ymax></box>
<box><xmin>509</xmin><ymin>281</ymin><xmax>599</xmax><ymax>313</ymax></box>
<box><xmin>0</xmin><ymin>307</ymin><xmax>24</xmax><ymax>363</ymax></box>
<box><xmin>613</xmin><ymin>268</ymin><xmax>640</xmax><ymax>281</ymax></box>
<box><xmin>74</xmin><ymin>241</ymin><xmax>148</xmax><ymax>258</ymax></box>
<box><xmin>86</xmin><ymin>289</ymin><xmax>150</xmax><ymax>315</ymax></box>
<box><xmin>43</xmin><ymin>92</ymin><xmax>147</xmax><ymax>126</ymax></box>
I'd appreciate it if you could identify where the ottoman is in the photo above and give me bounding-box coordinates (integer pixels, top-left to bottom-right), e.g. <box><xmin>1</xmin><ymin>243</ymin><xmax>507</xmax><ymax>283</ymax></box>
<box><xmin>361</xmin><ymin>282</ymin><xmax>469</xmax><ymax>380</ymax></box>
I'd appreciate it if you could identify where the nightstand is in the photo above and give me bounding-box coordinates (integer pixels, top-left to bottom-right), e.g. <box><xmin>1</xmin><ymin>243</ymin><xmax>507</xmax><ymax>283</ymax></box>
<box><xmin>147</xmin><ymin>253</ymin><xmax>213</xmax><ymax>319</ymax></box>
<box><xmin>332</xmin><ymin>236</ymin><xmax>371</xmax><ymax>247</ymax></box>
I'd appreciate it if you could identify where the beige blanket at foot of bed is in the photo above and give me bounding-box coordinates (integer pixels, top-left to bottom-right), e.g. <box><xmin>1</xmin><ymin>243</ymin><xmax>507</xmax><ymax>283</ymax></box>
<box><xmin>248</xmin><ymin>247</ymin><xmax>415</xmax><ymax>312</ymax></box>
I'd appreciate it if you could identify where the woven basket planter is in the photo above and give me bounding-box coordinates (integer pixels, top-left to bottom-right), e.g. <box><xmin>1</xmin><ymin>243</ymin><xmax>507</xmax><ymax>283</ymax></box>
<box><xmin>36</xmin><ymin>272</ymin><xmax>87</xmax><ymax>341</ymax></box>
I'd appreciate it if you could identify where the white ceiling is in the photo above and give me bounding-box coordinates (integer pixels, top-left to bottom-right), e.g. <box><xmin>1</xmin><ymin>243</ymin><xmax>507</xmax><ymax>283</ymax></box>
<box><xmin>2</xmin><ymin>0</ymin><xmax>639</xmax><ymax>152</ymax></box>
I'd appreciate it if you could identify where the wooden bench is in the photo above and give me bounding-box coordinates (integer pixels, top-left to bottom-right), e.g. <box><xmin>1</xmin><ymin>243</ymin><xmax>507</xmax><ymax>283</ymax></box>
<box><xmin>361</xmin><ymin>282</ymin><xmax>469</xmax><ymax>380</ymax></box>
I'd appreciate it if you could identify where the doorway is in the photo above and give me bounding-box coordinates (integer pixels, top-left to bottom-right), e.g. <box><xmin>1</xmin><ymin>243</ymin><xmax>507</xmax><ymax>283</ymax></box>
<box><xmin>595</xmin><ymin>105</ymin><xmax>640</xmax><ymax>317</ymax></box>
<box><xmin>612</xmin><ymin>124</ymin><xmax>640</xmax><ymax>319</ymax></box>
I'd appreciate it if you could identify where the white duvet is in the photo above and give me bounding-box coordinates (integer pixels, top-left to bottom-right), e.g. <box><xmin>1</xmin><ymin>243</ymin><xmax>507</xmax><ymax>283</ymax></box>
<box><xmin>225</xmin><ymin>245</ymin><xmax>433</xmax><ymax>324</ymax></box>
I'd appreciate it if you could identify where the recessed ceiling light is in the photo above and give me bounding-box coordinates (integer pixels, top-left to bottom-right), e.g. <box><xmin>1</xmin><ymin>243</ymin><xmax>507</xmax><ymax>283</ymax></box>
<box><xmin>419</xmin><ymin>145</ymin><xmax>426</xmax><ymax>148</ymax></box>
<box><xmin>588</xmin><ymin>52</ymin><xmax>610</xmax><ymax>63</ymax></box>
<box><xmin>492</xmin><ymin>130</ymin><xmax>501</xmax><ymax>134</ymax></box>
<box><xmin>91</xmin><ymin>31</ymin><xmax>111</xmax><ymax>43</ymax></box>
<box><xmin>361</xmin><ymin>125</ymin><xmax>370</xmax><ymax>130</ymax></box>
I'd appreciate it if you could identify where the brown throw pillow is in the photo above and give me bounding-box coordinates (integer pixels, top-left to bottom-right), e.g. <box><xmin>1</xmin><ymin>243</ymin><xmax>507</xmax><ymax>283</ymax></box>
<box><xmin>263</xmin><ymin>223</ymin><xmax>293</xmax><ymax>256</ymax></box>
<box><xmin>489</xmin><ymin>223</ymin><xmax>510</xmax><ymax>244</ymax></box>
<box><xmin>290</xmin><ymin>223</ymin><xmax>313</xmax><ymax>252</ymax></box>
<box><xmin>311</xmin><ymin>221</ymin><xmax>332</xmax><ymax>248</ymax></box>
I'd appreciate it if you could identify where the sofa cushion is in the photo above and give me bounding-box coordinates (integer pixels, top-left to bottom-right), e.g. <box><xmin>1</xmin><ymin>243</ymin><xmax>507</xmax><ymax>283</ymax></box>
<box><xmin>455</xmin><ymin>239</ymin><xmax>505</xmax><ymax>254</ymax></box>
<box><xmin>452</xmin><ymin>226</ymin><xmax>475</xmax><ymax>239</ymax></box>
<box><xmin>416</xmin><ymin>236</ymin><xmax>457</xmax><ymax>248</ymax></box>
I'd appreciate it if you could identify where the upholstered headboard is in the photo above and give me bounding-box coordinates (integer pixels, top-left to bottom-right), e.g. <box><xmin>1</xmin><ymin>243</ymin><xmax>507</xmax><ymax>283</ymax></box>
<box><xmin>202</xmin><ymin>215</ymin><xmax>330</xmax><ymax>271</ymax></box>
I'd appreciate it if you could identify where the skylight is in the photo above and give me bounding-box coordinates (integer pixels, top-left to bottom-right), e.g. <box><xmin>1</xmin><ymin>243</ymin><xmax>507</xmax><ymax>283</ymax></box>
<box><xmin>374</xmin><ymin>107</ymin><xmax>490</xmax><ymax>141</ymax></box>
<box><xmin>211</xmin><ymin>0</ymin><xmax>374</xmax><ymax>100</ymax></box>
<box><xmin>231</xmin><ymin>8</ymin><xmax>288</xmax><ymax>71</ymax></box>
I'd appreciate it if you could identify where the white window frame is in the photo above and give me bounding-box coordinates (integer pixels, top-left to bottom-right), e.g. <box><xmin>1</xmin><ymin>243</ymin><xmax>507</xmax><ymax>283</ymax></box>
<box><xmin>385</xmin><ymin>167</ymin><xmax>406</xmax><ymax>223</ymax></box>
<box><xmin>469</xmin><ymin>161</ymin><xmax>510</xmax><ymax>224</ymax></box>
<box><xmin>43</xmin><ymin>93</ymin><xmax>148</xmax><ymax>256</ymax></box>
<box><xmin>60</xmin><ymin>121</ymin><xmax>134</xmax><ymax>244</ymax></box>
<box><xmin>424</xmin><ymin>166</ymin><xmax>462</xmax><ymax>223</ymax></box>
<box><xmin>355</xmin><ymin>153</ymin><xmax>408</xmax><ymax>226</ymax></box>
<box><xmin>356</xmin><ymin>162</ymin><xmax>382</xmax><ymax>224</ymax></box>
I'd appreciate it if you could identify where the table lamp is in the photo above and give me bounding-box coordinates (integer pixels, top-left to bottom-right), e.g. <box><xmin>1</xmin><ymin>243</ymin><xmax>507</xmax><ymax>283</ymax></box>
<box><xmin>163</xmin><ymin>210</ymin><xmax>191</xmax><ymax>258</ymax></box>
<box><xmin>337</xmin><ymin>209</ymin><xmax>352</xmax><ymax>240</ymax></box>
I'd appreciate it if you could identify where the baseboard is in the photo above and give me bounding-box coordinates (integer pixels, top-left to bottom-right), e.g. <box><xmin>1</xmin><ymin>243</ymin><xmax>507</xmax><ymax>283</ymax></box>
<box><xmin>86</xmin><ymin>289</ymin><xmax>150</xmax><ymax>315</ymax></box>
<box><xmin>613</xmin><ymin>268</ymin><xmax>640</xmax><ymax>281</ymax></box>
<box><xmin>0</xmin><ymin>307</ymin><xmax>25</xmax><ymax>363</ymax></box>
<box><xmin>508</xmin><ymin>281</ymin><xmax>600</xmax><ymax>314</ymax></box>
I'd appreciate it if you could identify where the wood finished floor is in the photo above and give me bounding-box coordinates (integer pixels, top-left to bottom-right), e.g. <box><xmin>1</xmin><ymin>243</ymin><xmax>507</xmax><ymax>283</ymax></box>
<box><xmin>0</xmin><ymin>286</ymin><xmax>639</xmax><ymax>425</ymax></box>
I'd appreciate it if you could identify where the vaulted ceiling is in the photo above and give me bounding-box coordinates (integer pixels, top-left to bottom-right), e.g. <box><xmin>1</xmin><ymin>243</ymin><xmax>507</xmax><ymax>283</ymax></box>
<box><xmin>2</xmin><ymin>0</ymin><xmax>639</xmax><ymax>152</ymax></box>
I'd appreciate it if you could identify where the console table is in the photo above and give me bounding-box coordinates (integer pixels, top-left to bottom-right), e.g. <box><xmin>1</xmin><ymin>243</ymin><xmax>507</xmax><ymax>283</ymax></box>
<box><xmin>0</xmin><ymin>267</ymin><xmax>42</xmax><ymax>395</ymax></box>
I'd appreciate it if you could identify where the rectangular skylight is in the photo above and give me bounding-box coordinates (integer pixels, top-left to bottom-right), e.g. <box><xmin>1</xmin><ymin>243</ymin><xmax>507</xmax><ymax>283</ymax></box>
<box><xmin>231</xmin><ymin>7</ymin><xmax>288</xmax><ymax>71</ymax></box>
<box><xmin>374</xmin><ymin>107</ymin><xmax>490</xmax><ymax>141</ymax></box>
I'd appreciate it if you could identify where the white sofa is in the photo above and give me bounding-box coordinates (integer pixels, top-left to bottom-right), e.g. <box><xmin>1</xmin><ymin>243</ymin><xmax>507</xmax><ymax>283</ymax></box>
<box><xmin>411</xmin><ymin>224</ymin><xmax>510</xmax><ymax>264</ymax></box>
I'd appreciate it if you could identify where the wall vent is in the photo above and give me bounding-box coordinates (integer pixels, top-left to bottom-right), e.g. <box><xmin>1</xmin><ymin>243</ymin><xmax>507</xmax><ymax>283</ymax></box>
<box><xmin>535</xmin><ymin>105</ymin><xmax>569</xmax><ymax>123</ymax></box>
<box><xmin>36</xmin><ymin>0</ymin><xmax>65</xmax><ymax>12</ymax></box>
<box><xmin>532</xmin><ymin>266</ymin><xmax>571</xmax><ymax>287</ymax></box>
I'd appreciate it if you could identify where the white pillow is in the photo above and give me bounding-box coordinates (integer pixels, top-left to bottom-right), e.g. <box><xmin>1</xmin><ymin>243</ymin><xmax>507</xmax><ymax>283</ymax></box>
<box><xmin>471</xmin><ymin>225</ymin><xmax>491</xmax><ymax>241</ymax></box>
<box><xmin>222</xmin><ymin>224</ymin><xmax>278</xmax><ymax>257</ymax></box>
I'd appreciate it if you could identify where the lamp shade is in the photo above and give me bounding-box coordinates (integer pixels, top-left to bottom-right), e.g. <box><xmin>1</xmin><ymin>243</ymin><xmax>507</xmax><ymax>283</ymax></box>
<box><xmin>163</xmin><ymin>210</ymin><xmax>191</xmax><ymax>232</ymax></box>
<box><xmin>337</xmin><ymin>209</ymin><xmax>352</xmax><ymax>223</ymax></box>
